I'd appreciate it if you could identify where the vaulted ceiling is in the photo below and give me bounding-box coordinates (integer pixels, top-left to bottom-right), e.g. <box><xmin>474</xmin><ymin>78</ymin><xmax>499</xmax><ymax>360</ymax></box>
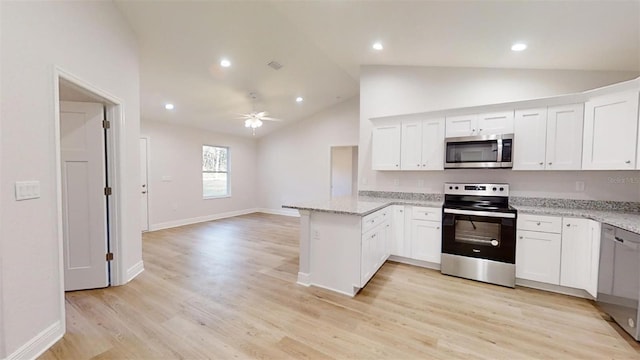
<box><xmin>115</xmin><ymin>1</ymin><xmax>640</xmax><ymax>137</ymax></box>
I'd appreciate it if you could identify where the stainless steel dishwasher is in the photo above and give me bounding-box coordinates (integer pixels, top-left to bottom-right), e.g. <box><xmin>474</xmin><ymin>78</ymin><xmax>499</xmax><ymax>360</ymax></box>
<box><xmin>597</xmin><ymin>224</ymin><xmax>640</xmax><ymax>341</ymax></box>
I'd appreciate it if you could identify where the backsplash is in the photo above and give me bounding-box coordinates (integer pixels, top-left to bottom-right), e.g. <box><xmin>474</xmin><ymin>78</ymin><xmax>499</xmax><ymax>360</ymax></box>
<box><xmin>359</xmin><ymin>190</ymin><xmax>640</xmax><ymax>213</ymax></box>
<box><xmin>358</xmin><ymin>190</ymin><xmax>443</xmax><ymax>201</ymax></box>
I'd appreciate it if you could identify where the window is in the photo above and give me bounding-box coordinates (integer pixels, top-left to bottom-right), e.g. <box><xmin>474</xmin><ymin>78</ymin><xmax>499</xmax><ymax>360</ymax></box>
<box><xmin>202</xmin><ymin>145</ymin><xmax>229</xmax><ymax>198</ymax></box>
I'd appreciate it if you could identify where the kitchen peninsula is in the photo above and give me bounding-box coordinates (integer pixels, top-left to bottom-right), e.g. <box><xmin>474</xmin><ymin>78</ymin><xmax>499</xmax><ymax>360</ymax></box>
<box><xmin>284</xmin><ymin>192</ymin><xmax>640</xmax><ymax>298</ymax></box>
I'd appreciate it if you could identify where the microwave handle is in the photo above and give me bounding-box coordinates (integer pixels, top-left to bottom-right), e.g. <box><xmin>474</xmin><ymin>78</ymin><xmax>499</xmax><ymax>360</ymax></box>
<box><xmin>496</xmin><ymin>138</ymin><xmax>503</xmax><ymax>163</ymax></box>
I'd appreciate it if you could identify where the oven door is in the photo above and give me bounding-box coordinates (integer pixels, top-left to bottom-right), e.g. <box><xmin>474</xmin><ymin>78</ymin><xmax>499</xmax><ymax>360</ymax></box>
<box><xmin>442</xmin><ymin>208</ymin><xmax>516</xmax><ymax>263</ymax></box>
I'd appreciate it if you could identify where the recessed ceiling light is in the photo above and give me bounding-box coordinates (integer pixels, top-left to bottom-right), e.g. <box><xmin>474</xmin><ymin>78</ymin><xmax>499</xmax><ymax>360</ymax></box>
<box><xmin>511</xmin><ymin>43</ymin><xmax>527</xmax><ymax>52</ymax></box>
<box><xmin>220</xmin><ymin>59</ymin><xmax>231</xmax><ymax>67</ymax></box>
<box><xmin>296</xmin><ymin>96</ymin><xmax>304</xmax><ymax>103</ymax></box>
<box><xmin>372</xmin><ymin>42</ymin><xmax>383</xmax><ymax>51</ymax></box>
<box><xmin>164</xmin><ymin>103</ymin><xmax>174</xmax><ymax>110</ymax></box>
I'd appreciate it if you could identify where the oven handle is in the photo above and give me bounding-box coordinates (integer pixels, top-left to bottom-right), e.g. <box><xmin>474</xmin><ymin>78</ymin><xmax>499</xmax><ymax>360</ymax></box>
<box><xmin>497</xmin><ymin>138</ymin><xmax>504</xmax><ymax>163</ymax></box>
<box><xmin>444</xmin><ymin>208</ymin><xmax>516</xmax><ymax>219</ymax></box>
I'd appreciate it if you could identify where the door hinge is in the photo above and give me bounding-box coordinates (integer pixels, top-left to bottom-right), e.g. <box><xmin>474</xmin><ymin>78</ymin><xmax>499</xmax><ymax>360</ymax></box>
<box><xmin>106</xmin><ymin>252</ymin><xmax>114</xmax><ymax>261</ymax></box>
<box><xmin>102</xmin><ymin>120</ymin><xmax>111</xmax><ymax>129</ymax></box>
<box><xmin>104</xmin><ymin>187</ymin><xmax>112</xmax><ymax>196</ymax></box>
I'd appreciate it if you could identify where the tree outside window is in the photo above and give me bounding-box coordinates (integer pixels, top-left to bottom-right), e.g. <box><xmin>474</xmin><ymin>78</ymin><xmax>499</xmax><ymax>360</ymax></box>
<box><xmin>202</xmin><ymin>145</ymin><xmax>229</xmax><ymax>198</ymax></box>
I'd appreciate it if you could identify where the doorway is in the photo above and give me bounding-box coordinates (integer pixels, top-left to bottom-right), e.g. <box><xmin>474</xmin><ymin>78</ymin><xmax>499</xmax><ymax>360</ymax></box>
<box><xmin>330</xmin><ymin>146</ymin><xmax>358</xmax><ymax>198</ymax></box>
<box><xmin>140</xmin><ymin>137</ymin><xmax>149</xmax><ymax>232</ymax></box>
<box><xmin>55</xmin><ymin>70</ymin><xmax>125</xmax><ymax>296</ymax></box>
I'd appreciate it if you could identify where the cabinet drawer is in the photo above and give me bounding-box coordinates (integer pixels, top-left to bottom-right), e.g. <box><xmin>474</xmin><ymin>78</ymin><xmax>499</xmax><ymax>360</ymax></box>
<box><xmin>517</xmin><ymin>214</ymin><xmax>562</xmax><ymax>233</ymax></box>
<box><xmin>411</xmin><ymin>206</ymin><xmax>442</xmax><ymax>222</ymax></box>
<box><xmin>362</xmin><ymin>207</ymin><xmax>391</xmax><ymax>233</ymax></box>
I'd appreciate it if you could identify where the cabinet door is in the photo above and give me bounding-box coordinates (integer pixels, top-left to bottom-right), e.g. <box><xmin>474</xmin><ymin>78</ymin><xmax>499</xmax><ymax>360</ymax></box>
<box><xmin>410</xmin><ymin>220</ymin><xmax>442</xmax><ymax>264</ymax></box>
<box><xmin>583</xmin><ymin>92</ymin><xmax>639</xmax><ymax>170</ymax></box>
<box><xmin>391</xmin><ymin>206</ymin><xmax>407</xmax><ymax>257</ymax></box>
<box><xmin>546</xmin><ymin>104</ymin><xmax>584</xmax><ymax>170</ymax></box>
<box><xmin>400</xmin><ymin>121</ymin><xmax>423</xmax><ymax>170</ymax></box>
<box><xmin>516</xmin><ymin>230</ymin><xmax>561</xmax><ymax>284</ymax></box>
<box><xmin>421</xmin><ymin>118</ymin><xmax>445</xmax><ymax>170</ymax></box>
<box><xmin>380</xmin><ymin>221</ymin><xmax>391</xmax><ymax>265</ymax></box>
<box><xmin>360</xmin><ymin>230</ymin><xmax>374</xmax><ymax>287</ymax></box>
<box><xmin>445</xmin><ymin>114</ymin><xmax>478</xmax><ymax>137</ymax></box>
<box><xmin>478</xmin><ymin>111</ymin><xmax>514</xmax><ymax>135</ymax></box>
<box><xmin>585</xmin><ymin>221</ymin><xmax>601</xmax><ymax>298</ymax></box>
<box><xmin>560</xmin><ymin>218</ymin><xmax>591</xmax><ymax>290</ymax></box>
<box><xmin>372</xmin><ymin>124</ymin><xmax>401</xmax><ymax>170</ymax></box>
<box><xmin>513</xmin><ymin>108</ymin><xmax>547</xmax><ymax>170</ymax></box>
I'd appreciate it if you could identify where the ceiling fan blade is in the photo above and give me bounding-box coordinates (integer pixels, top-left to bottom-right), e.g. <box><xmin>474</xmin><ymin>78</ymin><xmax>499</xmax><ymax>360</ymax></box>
<box><xmin>261</xmin><ymin>117</ymin><xmax>282</xmax><ymax>121</ymax></box>
<box><xmin>255</xmin><ymin>111</ymin><xmax>267</xmax><ymax>118</ymax></box>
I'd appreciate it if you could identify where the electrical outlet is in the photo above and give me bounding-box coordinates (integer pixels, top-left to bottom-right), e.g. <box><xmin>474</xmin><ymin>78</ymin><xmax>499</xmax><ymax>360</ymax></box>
<box><xmin>575</xmin><ymin>181</ymin><xmax>585</xmax><ymax>192</ymax></box>
<box><xmin>15</xmin><ymin>181</ymin><xmax>40</xmax><ymax>201</ymax></box>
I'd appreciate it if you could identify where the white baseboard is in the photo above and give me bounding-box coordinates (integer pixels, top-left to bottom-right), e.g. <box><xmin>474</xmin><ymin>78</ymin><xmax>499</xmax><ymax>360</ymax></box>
<box><xmin>149</xmin><ymin>208</ymin><xmax>260</xmax><ymax>231</ymax></box>
<box><xmin>126</xmin><ymin>260</ymin><xmax>145</xmax><ymax>283</ymax></box>
<box><xmin>297</xmin><ymin>272</ymin><xmax>311</xmax><ymax>286</ymax></box>
<box><xmin>516</xmin><ymin>278</ymin><xmax>592</xmax><ymax>299</ymax></box>
<box><xmin>256</xmin><ymin>208</ymin><xmax>300</xmax><ymax>217</ymax></box>
<box><xmin>5</xmin><ymin>320</ymin><xmax>63</xmax><ymax>360</ymax></box>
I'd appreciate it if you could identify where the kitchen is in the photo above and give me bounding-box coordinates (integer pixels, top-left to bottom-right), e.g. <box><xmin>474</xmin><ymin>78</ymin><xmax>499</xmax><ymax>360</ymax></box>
<box><xmin>285</xmin><ymin>76</ymin><xmax>640</xmax><ymax>342</ymax></box>
<box><xmin>4</xmin><ymin>1</ymin><xmax>640</xmax><ymax>359</ymax></box>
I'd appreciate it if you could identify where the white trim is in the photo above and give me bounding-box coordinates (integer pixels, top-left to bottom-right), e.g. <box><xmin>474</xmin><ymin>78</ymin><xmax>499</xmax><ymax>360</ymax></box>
<box><xmin>515</xmin><ymin>278</ymin><xmax>592</xmax><ymax>299</ymax></box>
<box><xmin>5</xmin><ymin>321</ymin><xmax>63</xmax><ymax>360</ymax></box>
<box><xmin>148</xmin><ymin>208</ymin><xmax>259</xmax><ymax>231</ymax></box>
<box><xmin>297</xmin><ymin>272</ymin><xmax>311</xmax><ymax>286</ymax></box>
<box><xmin>256</xmin><ymin>208</ymin><xmax>300</xmax><ymax>217</ymax></box>
<box><xmin>387</xmin><ymin>256</ymin><xmax>441</xmax><ymax>270</ymax></box>
<box><xmin>126</xmin><ymin>261</ymin><xmax>145</xmax><ymax>283</ymax></box>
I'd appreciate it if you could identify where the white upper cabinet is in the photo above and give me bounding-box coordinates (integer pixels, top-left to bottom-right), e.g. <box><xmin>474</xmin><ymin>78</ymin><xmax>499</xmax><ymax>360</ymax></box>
<box><xmin>446</xmin><ymin>111</ymin><xmax>513</xmax><ymax>138</ymax></box>
<box><xmin>372</xmin><ymin>124</ymin><xmax>401</xmax><ymax>170</ymax></box>
<box><xmin>513</xmin><ymin>108</ymin><xmax>548</xmax><ymax>170</ymax></box>
<box><xmin>445</xmin><ymin>114</ymin><xmax>478</xmax><ymax>137</ymax></box>
<box><xmin>401</xmin><ymin>118</ymin><xmax>445</xmax><ymax>170</ymax></box>
<box><xmin>546</xmin><ymin>104</ymin><xmax>584</xmax><ymax>170</ymax></box>
<box><xmin>478</xmin><ymin>111</ymin><xmax>514</xmax><ymax>135</ymax></box>
<box><xmin>582</xmin><ymin>92</ymin><xmax>639</xmax><ymax>170</ymax></box>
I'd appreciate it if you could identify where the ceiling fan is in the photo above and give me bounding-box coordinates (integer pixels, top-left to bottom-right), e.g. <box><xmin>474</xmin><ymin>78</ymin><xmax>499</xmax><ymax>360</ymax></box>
<box><xmin>238</xmin><ymin>92</ymin><xmax>282</xmax><ymax>135</ymax></box>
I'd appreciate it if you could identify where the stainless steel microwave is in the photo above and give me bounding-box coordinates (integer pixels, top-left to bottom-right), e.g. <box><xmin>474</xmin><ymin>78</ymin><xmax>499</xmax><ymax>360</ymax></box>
<box><xmin>444</xmin><ymin>134</ymin><xmax>513</xmax><ymax>169</ymax></box>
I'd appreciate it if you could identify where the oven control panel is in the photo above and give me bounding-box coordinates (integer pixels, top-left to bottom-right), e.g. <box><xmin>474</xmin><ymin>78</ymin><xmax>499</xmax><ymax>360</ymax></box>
<box><xmin>444</xmin><ymin>183</ymin><xmax>509</xmax><ymax>197</ymax></box>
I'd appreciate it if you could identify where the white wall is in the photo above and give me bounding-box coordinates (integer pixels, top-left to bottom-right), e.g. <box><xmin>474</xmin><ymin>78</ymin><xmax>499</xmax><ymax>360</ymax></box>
<box><xmin>141</xmin><ymin>121</ymin><xmax>258</xmax><ymax>229</ymax></box>
<box><xmin>0</xmin><ymin>1</ymin><xmax>140</xmax><ymax>358</ymax></box>
<box><xmin>360</xmin><ymin>65</ymin><xmax>640</xmax><ymax>201</ymax></box>
<box><xmin>330</xmin><ymin>146</ymin><xmax>355</xmax><ymax>198</ymax></box>
<box><xmin>257</xmin><ymin>97</ymin><xmax>359</xmax><ymax>211</ymax></box>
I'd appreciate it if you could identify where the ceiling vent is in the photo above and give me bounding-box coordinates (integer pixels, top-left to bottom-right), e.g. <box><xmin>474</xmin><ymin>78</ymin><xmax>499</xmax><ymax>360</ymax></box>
<box><xmin>267</xmin><ymin>61</ymin><xmax>283</xmax><ymax>70</ymax></box>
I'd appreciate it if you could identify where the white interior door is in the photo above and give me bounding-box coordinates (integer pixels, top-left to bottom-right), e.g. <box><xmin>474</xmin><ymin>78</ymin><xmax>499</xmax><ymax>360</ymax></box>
<box><xmin>330</xmin><ymin>146</ymin><xmax>354</xmax><ymax>198</ymax></box>
<box><xmin>60</xmin><ymin>101</ymin><xmax>109</xmax><ymax>291</ymax></box>
<box><xmin>140</xmin><ymin>138</ymin><xmax>149</xmax><ymax>232</ymax></box>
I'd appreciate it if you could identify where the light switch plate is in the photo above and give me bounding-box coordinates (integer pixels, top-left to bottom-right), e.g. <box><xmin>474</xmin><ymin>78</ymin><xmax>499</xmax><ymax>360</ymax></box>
<box><xmin>15</xmin><ymin>180</ymin><xmax>41</xmax><ymax>201</ymax></box>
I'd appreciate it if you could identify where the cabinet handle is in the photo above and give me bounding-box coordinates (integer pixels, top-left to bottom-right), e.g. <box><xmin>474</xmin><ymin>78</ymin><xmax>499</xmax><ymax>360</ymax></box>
<box><xmin>539</xmin><ymin>162</ymin><xmax>544</xmax><ymax>165</ymax></box>
<box><xmin>372</xmin><ymin>234</ymin><xmax>376</xmax><ymax>238</ymax></box>
<box><xmin>519</xmin><ymin>236</ymin><xmax>523</xmax><ymax>239</ymax></box>
<box><xmin>536</xmin><ymin>222</ymin><xmax>541</xmax><ymax>226</ymax></box>
<box><xmin>436</xmin><ymin>226</ymin><xmax>440</xmax><ymax>229</ymax></box>
<box><xmin>626</xmin><ymin>160</ymin><xmax>631</xmax><ymax>164</ymax></box>
<box><xmin>417</xmin><ymin>164</ymin><xmax>420</xmax><ymax>167</ymax></box>
<box><xmin>422</xmin><ymin>164</ymin><xmax>426</xmax><ymax>167</ymax></box>
<box><xmin>395</xmin><ymin>164</ymin><xmax>399</xmax><ymax>167</ymax></box>
<box><xmin>142</xmin><ymin>191</ymin><xmax>147</xmax><ymax>194</ymax></box>
<box><xmin>548</xmin><ymin>162</ymin><xmax>552</xmax><ymax>165</ymax></box>
<box><xmin>399</xmin><ymin>210</ymin><xmax>403</xmax><ymax>213</ymax></box>
<box><xmin>566</xmin><ymin>224</ymin><xmax>571</xmax><ymax>227</ymax></box>
<box><xmin>472</xmin><ymin>128</ymin><xmax>476</xmax><ymax>132</ymax></box>
<box><xmin>479</xmin><ymin>128</ymin><xmax>483</xmax><ymax>132</ymax></box>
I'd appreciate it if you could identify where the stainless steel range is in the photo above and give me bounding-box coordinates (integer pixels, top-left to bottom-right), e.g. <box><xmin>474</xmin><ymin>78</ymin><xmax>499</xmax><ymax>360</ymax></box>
<box><xmin>441</xmin><ymin>183</ymin><xmax>517</xmax><ymax>287</ymax></box>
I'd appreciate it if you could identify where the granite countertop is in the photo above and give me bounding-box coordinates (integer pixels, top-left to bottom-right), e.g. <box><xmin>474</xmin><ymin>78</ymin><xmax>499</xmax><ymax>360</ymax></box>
<box><xmin>282</xmin><ymin>196</ymin><xmax>443</xmax><ymax>216</ymax></box>
<box><xmin>512</xmin><ymin>205</ymin><xmax>640</xmax><ymax>233</ymax></box>
<box><xmin>283</xmin><ymin>191</ymin><xmax>640</xmax><ymax>234</ymax></box>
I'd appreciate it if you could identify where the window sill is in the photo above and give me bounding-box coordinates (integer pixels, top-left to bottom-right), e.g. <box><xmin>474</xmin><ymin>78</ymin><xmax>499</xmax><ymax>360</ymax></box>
<box><xmin>203</xmin><ymin>195</ymin><xmax>231</xmax><ymax>200</ymax></box>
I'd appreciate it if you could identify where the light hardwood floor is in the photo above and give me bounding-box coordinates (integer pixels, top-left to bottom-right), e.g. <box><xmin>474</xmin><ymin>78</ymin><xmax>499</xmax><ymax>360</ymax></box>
<box><xmin>41</xmin><ymin>213</ymin><xmax>640</xmax><ymax>359</ymax></box>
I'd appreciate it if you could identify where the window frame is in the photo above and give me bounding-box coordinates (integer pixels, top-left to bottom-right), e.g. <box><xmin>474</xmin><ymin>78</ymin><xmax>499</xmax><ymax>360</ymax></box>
<box><xmin>202</xmin><ymin>144</ymin><xmax>231</xmax><ymax>199</ymax></box>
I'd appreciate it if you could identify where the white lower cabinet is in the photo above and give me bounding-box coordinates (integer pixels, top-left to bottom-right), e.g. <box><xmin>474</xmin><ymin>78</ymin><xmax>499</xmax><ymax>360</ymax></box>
<box><xmin>391</xmin><ymin>205</ymin><xmax>408</xmax><ymax>257</ymax></box>
<box><xmin>560</xmin><ymin>218</ymin><xmax>600</xmax><ymax>297</ymax></box>
<box><xmin>516</xmin><ymin>214</ymin><xmax>562</xmax><ymax>284</ymax></box>
<box><xmin>516</xmin><ymin>214</ymin><xmax>602</xmax><ymax>298</ymax></box>
<box><xmin>516</xmin><ymin>230</ymin><xmax>561</xmax><ymax>284</ymax></box>
<box><xmin>409</xmin><ymin>206</ymin><xmax>442</xmax><ymax>264</ymax></box>
<box><xmin>360</xmin><ymin>208</ymin><xmax>390</xmax><ymax>287</ymax></box>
